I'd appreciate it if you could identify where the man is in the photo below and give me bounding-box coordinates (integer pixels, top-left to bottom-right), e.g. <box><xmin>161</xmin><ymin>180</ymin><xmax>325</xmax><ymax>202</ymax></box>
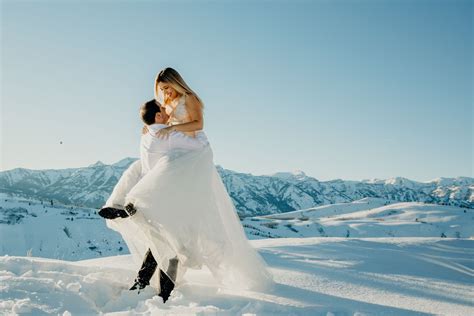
<box><xmin>99</xmin><ymin>99</ymin><xmax>207</xmax><ymax>302</ymax></box>
<box><xmin>100</xmin><ymin>99</ymin><xmax>207</xmax><ymax>219</ymax></box>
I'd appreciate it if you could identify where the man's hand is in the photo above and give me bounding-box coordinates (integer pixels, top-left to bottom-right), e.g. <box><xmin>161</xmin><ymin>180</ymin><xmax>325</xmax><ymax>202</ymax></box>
<box><xmin>142</xmin><ymin>125</ymin><xmax>149</xmax><ymax>135</ymax></box>
<box><xmin>156</xmin><ymin>126</ymin><xmax>175</xmax><ymax>139</ymax></box>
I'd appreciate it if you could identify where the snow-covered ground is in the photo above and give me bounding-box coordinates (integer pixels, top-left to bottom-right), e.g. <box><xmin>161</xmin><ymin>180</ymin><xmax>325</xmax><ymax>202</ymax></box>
<box><xmin>1</xmin><ymin>194</ymin><xmax>473</xmax><ymax>314</ymax></box>
<box><xmin>2</xmin><ymin>194</ymin><xmax>473</xmax><ymax>261</ymax></box>
<box><xmin>243</xmin><ymin>198</ymin><xmax>474</xmax><ymax>239</ymax></box>
<box><xmin>1</xmin><ymin>237</ymin><xmax>473</xmax><ymax>315</ymax></box>
<box><xmin>0</xmin><ymin>193</ymin><xmax>125</xmax><ymax>260</ymax></box>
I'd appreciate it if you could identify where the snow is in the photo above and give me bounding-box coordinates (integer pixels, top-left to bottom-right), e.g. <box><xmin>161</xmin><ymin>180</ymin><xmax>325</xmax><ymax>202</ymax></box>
<box><xmin>1</xmin><ymin>238</ymin><xmax>472</xmax><ymax>315</ymax></box>
<box><xmin>270</xmin><ymin>170</ymin><xmax>309</xmax><ymax>181</ymax></box>
<box><xmin>2</xmin><ymin>194</ymin><xmax>473</xmax><ymax>259</ymax></box>
<box><xmin>2</xmin><ymin>163</ymin><xmax>472</xmax><ymax>215</ymax></box>
<box><xmin>0</xmin><ymin>194</ymin><xmax>125</xmax><ymax>260</ymax></box>
<box><xmin>243</xmin><ymin>199</ymin><xmax>473</xmax><ymax>239</ymax></box>
<box><xmin>89</xmin><ymin>161</ymin><xmax>106</xmax><ymax>167</ymax></box>
<box><xmin>1</xmin><ymin>193</ymin><xmax>473</xmax><ymax>314</ymax></box>
<box><xmin>425</xmin><ymin>177</ymin><xmax>474</xmax><ymax>187</ymax></box>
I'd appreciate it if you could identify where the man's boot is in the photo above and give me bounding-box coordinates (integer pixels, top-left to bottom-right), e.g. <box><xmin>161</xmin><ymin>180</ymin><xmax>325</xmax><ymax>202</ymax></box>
<box><xmin>99</xmin><ymin>202</ymin><xmax>137</xmax><ymax>219</ymax></box>
<box><xmin>98</xmin><ymin>206</ymin><xmax>129</xmax><ymax>219</ymax></box>
<box><xmin>158</xmin><ymin>256</ymin><xmax>179</xmax><ymax>303</ymax></box>
<box><xmin>129</xmin><ymin>249</ymin><xmax>158</xmax><ymax>293</ymax></box>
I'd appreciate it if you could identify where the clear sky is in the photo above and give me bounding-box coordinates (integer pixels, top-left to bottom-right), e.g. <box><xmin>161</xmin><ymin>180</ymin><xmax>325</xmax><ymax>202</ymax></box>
<box><xmin>1</xmin><ymin>0</ymin><xmax>472</xmax><ymax>181</ymax></box>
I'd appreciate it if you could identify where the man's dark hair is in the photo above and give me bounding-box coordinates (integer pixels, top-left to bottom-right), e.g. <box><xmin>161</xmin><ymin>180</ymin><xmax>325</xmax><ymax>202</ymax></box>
<box><xmin>140</xmin><ymin>99</ymin><xmax>161</xmax><ymax>125</ymax></box>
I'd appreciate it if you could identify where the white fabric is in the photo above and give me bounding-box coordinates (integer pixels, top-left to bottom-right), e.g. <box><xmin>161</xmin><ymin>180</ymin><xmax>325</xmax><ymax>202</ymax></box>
<box><xmin>140</xmin><ymin>124</ymin><xmax>207</xmax><ymax>176</ymax></box>
<box><xmin>105</xmin><ymin>133</ymin><xmax>273</xmax><ymax>292</ymax></box>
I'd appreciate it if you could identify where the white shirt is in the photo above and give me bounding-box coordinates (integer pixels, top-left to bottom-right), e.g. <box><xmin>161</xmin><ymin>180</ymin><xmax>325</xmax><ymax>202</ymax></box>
<box><xmin>140</xmin><ymin>124</ymin><xmax>207</xmax><ymax>176</ymax></box>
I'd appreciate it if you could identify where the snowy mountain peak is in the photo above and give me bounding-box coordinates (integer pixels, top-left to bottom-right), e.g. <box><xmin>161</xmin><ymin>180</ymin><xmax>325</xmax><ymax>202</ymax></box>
<box><xmin>425</xmin><ymin>176</ymin><xmax>474</xmax><ymax>187</ymax></box>
<box><xmin>384</xmin><ymin>177</ymin><xmax>415</xmax><ymax>186</ymax></box>
<box><xmin>271</xmin><ymin>170</ymin><xmax>309</xmax><ymax>181</ymax></box>
<box><xmin>362</xmin><ymin>177</ymin><xmax>416</xmax><ymax>187</ymax></box>
<box><xmin>88</xmin><ymin>161</ymin><xmax>105</xmax><ymax>167</ymax></box>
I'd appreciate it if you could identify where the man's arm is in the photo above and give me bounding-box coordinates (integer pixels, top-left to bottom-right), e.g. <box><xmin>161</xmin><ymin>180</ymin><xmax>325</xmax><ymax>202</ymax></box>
<box><xmin>166</xmin><ymin>130</ymin><xmax>206</xmax><ymax>150</ymax></box>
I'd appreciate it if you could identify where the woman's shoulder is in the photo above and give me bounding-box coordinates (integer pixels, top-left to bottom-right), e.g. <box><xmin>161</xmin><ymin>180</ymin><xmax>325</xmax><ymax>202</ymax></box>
<box><xmin>183</xmin><ymin>93</ymin><xmax>203</xmax><ymax>110</ymax></box>
<box><xmin>184</xmin><ymin>93</ymin><xmax>198</xmax><ymax>102</ymax></box>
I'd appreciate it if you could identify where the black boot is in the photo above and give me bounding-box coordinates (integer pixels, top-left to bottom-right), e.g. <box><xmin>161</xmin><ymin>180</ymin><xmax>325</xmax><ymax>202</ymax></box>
<box><xmin>129</xmin><ymin>249</ymin><xmax>158</xmax><ymax>293</ymax></box>
<box><xmin>98</xmin><ymin>203</ymin><xmax>137</xmax><ymax>219</ymax></box>
<box><xmin>158</xmin><ymin>257</ymin><xmax>179</xmax><ymax>303</ymax></box>
<box><xmin>98</xmin><ymin>207</ymin><xmax>129</xmax><ymax>219</ymax></box>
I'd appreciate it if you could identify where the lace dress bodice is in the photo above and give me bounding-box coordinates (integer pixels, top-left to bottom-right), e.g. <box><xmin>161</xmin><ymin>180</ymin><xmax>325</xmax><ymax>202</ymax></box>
<box><xmin>164</xmin><ymin>94</ymin><xmax>209</xmax><ymax>146</ymax></box>
<box><xmin>165</xmin><ymin>95</ymin><xmax>188</xmax><ymax>126</ymax></box>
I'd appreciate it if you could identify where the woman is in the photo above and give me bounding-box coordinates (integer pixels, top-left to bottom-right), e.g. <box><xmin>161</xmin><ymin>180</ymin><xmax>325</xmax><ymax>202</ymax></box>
<box><xmin>142</xmin><ymin>67</ymin><xmax>208</xmax><ymax>144</ymax></box>
<box><xmin>154</xmin><ymin>67</ymin><xmax>204</xmax><ymax>139</ymax></box>
<box><xmin>106</xmin><ymin>68</ymin><xmax>273</xmax><ymax>302</ymax></box>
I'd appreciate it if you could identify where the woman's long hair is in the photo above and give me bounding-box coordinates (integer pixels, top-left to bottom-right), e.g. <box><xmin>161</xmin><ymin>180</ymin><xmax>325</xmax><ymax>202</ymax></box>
<box><xmin>154</xmin><ymin>67</ymin><xmax>204</xmax><ymax>108</ymax></box>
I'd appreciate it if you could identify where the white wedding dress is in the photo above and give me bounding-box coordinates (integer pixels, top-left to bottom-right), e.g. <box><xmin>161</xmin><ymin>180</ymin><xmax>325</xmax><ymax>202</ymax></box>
<box><xmin>104</xmin><ymin>95</ymin><xmax>273</xmax><ymax>292</ymax></box>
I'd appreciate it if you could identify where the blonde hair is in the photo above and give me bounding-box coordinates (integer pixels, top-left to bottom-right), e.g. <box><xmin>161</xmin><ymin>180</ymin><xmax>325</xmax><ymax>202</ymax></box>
<box><xmin>154</xmin><ymin>67</ymin><xmax>204</xmax><ymax>108</ymax></box>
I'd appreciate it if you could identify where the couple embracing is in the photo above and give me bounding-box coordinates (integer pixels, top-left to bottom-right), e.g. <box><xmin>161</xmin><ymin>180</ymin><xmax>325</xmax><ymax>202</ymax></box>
<box><xmin>99</xmin><ymin>68</ymin><xmax>273</xmax><ymax>303</ymax></box>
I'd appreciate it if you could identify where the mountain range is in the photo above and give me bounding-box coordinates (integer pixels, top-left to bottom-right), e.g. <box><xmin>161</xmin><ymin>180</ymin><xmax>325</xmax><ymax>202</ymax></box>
<box><xmin>0</xmin><ymin>158</ymin><xmax>472</xmax><ymax>216</ymax></box>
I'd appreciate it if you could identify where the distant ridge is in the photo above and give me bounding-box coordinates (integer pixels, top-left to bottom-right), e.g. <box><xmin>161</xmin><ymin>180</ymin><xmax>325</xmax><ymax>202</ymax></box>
<box><xmin>0</xmin><ymin>159</ymin><xmax>472</xmax><ymax>216</ymax></box>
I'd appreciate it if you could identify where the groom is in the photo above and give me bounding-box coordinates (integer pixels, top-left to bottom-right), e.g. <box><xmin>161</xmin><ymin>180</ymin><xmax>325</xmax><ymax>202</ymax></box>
<box><xmin>99</xmin><ymin>99</ymin><xmax>206</xmax><ymax>302</ymax></box>
<box><xmin>100</xmin><ymin>99</ymin><xmax>206</xmax><ymax>219</ymax></box>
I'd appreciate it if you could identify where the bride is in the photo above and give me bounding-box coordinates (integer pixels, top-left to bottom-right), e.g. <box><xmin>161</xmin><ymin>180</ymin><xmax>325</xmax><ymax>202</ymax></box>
<box><xmin>103</xmin><ymin>67</ymin><xmax>273</xmax><ymax>302</ymax></box>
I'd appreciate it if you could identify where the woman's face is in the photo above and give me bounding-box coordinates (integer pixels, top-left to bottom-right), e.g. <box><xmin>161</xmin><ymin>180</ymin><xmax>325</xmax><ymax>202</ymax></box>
<box><xmin>158</xmin><ymin>82</ymin><xmax>179</xmax><ymax>101</ymax></box>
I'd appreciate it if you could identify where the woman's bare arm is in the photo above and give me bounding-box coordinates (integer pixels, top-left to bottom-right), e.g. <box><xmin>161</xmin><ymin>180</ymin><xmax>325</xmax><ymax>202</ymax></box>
<box><xmin>168</xmin><ymin>94</ymin><xmax>204</xmax><ymax>132</ymax></box>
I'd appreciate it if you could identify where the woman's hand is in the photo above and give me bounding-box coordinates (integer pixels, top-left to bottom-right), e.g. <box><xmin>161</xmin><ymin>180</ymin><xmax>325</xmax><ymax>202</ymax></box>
<box><xmin>156</xmin><ymin>126</ymin><xmax>175</xmax><ymax>139</ymax></box>
<box><xmin>142</xmin><ymin>125</ymin><xmax>149</xmax><ymax>135</ymax></box>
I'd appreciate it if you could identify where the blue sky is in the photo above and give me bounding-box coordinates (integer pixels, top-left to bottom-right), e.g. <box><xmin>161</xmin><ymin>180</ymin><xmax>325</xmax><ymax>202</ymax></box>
<box><xmin>1</xmin><ymin>0</ymin><xmax>472</xmax><ymax>181</ymax></box>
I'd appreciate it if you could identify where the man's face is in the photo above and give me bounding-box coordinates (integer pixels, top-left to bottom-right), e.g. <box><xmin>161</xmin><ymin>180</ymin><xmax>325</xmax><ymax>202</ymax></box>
<box><xmin>155</xmin><ymin>110</ymin><xmax>169</xmax><ymax>124</ymax></box>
